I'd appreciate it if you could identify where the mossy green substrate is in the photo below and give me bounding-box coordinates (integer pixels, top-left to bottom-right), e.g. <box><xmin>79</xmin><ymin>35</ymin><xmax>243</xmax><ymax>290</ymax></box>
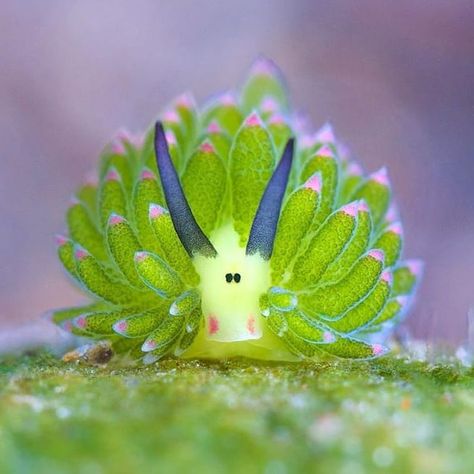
<box><xmin>0</xmin><ymin>353</ymin><xmax>473</xmax><ymax>474</ymax></box>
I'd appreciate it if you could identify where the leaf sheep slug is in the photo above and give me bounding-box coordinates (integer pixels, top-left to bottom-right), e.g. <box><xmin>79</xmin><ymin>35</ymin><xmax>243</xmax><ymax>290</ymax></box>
<box><xmin>47</xmin><ymin>57</ymin><xmax>423</xmax><ymax>363</ymax></box>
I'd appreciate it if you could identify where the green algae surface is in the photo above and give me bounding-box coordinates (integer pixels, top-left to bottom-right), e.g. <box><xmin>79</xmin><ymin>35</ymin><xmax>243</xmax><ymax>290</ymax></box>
<box><xmin>0</xmin><ymin>353</ymin><xmax>473</xmax><ymax>474</ymax></box>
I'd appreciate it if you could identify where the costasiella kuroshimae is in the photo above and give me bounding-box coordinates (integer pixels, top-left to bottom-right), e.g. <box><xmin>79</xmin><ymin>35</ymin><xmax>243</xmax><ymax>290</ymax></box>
<box><xmin>48</xmin><ymin>58</ymin><xmax>423</xmax><ymax>363</ymax></box>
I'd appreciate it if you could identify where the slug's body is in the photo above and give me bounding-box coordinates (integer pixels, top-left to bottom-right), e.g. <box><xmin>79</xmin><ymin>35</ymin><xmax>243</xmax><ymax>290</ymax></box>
<box><xmin>49</xmin><ymin>58</ymin><xmax>422</xmax><ymax>363</ymax></box>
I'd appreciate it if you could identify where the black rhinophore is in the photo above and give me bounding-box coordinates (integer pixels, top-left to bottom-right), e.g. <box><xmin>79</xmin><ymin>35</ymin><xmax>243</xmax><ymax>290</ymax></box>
<box><xmin>246</xmin><ymin>138</ymin><xmax>295</xmax><ymax>260</ymax></box>
<box><xmin>154</xmin><ymin>122</ymin><xmax>218</xmax><ymax>258</ymax></box>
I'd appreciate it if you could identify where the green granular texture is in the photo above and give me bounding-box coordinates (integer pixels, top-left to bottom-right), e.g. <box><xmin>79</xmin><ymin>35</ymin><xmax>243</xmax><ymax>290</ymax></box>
<box><xmin>2</xmin><ymin>352</ymin><xmax>471</xmax><ymax>474</ymax></box>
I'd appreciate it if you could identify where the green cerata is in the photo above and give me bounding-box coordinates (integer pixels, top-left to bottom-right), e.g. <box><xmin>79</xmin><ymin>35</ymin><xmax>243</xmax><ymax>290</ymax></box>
<box><xmin>48</xmin><ymin>57</ymin><xmax>423</xmax><ymax>363</ymax></box>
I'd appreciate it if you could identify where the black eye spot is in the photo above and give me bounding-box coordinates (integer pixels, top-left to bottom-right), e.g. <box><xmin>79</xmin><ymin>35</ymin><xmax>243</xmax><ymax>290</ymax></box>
<box><xmin>234</xmin><ymin>273</ymin><xmax>241</xmax><ymax>283</ymax></box>
<box><xmin>225</xmin><ymin>273</ymin><xmax>233</xmax><ymax>283</ymax></box>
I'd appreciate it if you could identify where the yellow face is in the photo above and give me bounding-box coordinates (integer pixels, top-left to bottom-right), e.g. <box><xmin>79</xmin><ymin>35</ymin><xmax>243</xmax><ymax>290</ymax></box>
<box><xmin>193</xmin><ymin>225</ymin><xmax>270</xmax><ymax>342</ymax></box>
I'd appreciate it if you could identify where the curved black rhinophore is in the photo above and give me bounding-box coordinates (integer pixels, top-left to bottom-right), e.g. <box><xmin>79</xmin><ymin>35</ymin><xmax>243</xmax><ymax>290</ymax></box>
<box><xmin>154</xmin><ymin>122</ymin><xmax>218</xmax><ymax>258</ymax></box>
<box><xmin>246</xmin><ymin>138</ymin><xmax>295</xmax><ymax>260</ymax></box>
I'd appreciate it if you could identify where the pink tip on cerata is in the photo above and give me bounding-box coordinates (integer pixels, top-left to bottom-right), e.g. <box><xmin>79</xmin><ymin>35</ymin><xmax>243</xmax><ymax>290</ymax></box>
<box><xmin>142</xmin><ymin>339</ymin><xmax>157</xmax><ymax>352</ymax></box>
<box><xmin>268</xmin><ymin>113</ymin><xmax>286</xmax><ymax>125</ymax></box>
<box><xmin>111</xmin><ymin>141</ymin><xmax>126</xmax><ymax>155</ymax></box>
<box><xmin>149</xmin><ymin>203</ymin><xmax>166</xmax><ymax>220</ymax></box>
<box><xmin>165</xmin><ymin>130</ymin><xmax>177</xmax><ymax>146</ymax></box>
<box><xmin>368</xmin><ymin>249</ymin><xmax>384</xmax><ymax>262</ymax></box>
<box><xmin>74</xmin><ymin>314</ymin><xmax>87</xmax><ymax>329</ymax></box>
<box><xmin>175</xmin><ymin>92</ymin><xmax>195</xmax><ymax>109</ymax></box>
<box><xmin>84</xmin><ymin>170</ymin><xmax>98</xmax><ymax>186</ymax></box>
<box><xmin>199</xmin><ymin>141</ymin><xmax>215</xmax><ymax>153</ymax></box>
<box><xmin>341</xmin><ymin>202</ymin><xmax>358</xmax><ymax>217</ymax></box>
<box><xmin>105</xmin><ymin>168</ymin><xmax>120</xmax><ymax>182</ymax></box>
<box><xmin>347</xmin><ymin>161</ymin><xmax>363</xmax><ymax>176</ymax></box>
<box><xmin>358</xmin><ymin>200</ymin><xmax>370</xmax><ymax>213</ymax></box>
<box><xmin>247</xmin><ymin>314</ymin><xmax>256</xmax><ymax>335</ymax></box>
<box><xmin>370</xmin><ymin>167</ymin><xmax>390</xmax><ymax>186</ymax></box>
<box><xmin>315</xmin><ymin>123</ymin><xmax>335</xmax><ymax>143</ymax></box>
<box><xmin>245</xmin><ymin>112</ymin><xmax>262</xmax><ymax>127</ymax></box>
<box><xmin>304</xmin><ymin>174</ymin><xmax>322</xmax><ymax>193</ymax></box>
<box><xmin>116</xmin><ymin>130</ymin><xmax>144</xmax><ymax>149</ymax></box>
<box><xmin>113</xmin><ymin>320</ymin><xmax>128</xmax><ymax>334</ymax></box>
<box><xmin>406</xmin><ymin>259</ymin><xmax>424</xmax><ymax>277</ymax></box>
<box><xmin>381</xmin><ymin>269</ymin><xmax>393</xmax><ymax>285</ymax></box>
<box><xmin>323</xmin><ymin>331</ymin><xmax>336</xmax><ymax>343</ymax></box>
<box><xmin>317</xmin><ymin>144</ymin><xmax>333</xmax><ymax>158</ymax></box>
<box><xmin>108</xmin><ymin>213</ymin><xmax>125</xmax><ymax>226</ymax></box>
<box><xmin>54</xmin><ymin>234</ymin><xmax>69</xmax><ymax>247</ymax></box>
<box><xmin>388</xmin><ymin>221</ymin><xmax>403</xmax><ymax>236</ymax></box>
<box><xmin>251</xmin><ymin>56</ymin><xmax>279</xmax><ymax>77</ymax></box>
<box><xmin>207</xmin><ymin>121</ymin><xmax>221</xmax><ymax>134</ymax></box>
<box><xmin>218</xmin><ymin>92</ymin><xmax>236</xmax><ymax>106</ymax></box>
<box><xmin>74</xmin><ymin>246</ymin><xmax>89</xmax><ymax>261</ymax></box>
<box><xmin>261</xmin><ymin>97</ymin><xmax>278</xmax><ymax>113</ymax></box>
<box><xmin>372</xmin><ymin>343</ymin><xmax>386</xmax><ymax>356</ymax></box>
<box><xmin>111</xmin><ymin>128</ymin><xmax>132</xmax><ymax>154</ymax></box>
<box><xmin>208</xmin><ymin>315</ymin><xmax>219</xmax><ymax>335</ymax></box>
<box><xmin>140</xmin><ymin>169</ymin><xmax>155</xmax><ymax>180</ymax></box>
<box><xmin>134</xmin><ymin>251</ymin><xmax>148</xmax><ymax>263</ymax></box>
<box><xmin>163</xmin><ymin>110</ymin><xmax>179</xmax><ymax>123</ymax></box>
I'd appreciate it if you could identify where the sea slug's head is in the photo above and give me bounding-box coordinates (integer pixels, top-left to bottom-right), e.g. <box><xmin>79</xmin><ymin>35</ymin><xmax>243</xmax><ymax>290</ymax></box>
<box><xmin>50</xmin><ymin>59</ymin><xmax>424</xmax><ymax>363</ymax></box>
<box><xmin>194</xmin><ymin>226</ymin><xmax>270</xmax><ymax>342</ymax></box>
<box><xmin>154</xmin><ymin>122</ymin><xmax>294</xmax><ymax>342</ymax></box>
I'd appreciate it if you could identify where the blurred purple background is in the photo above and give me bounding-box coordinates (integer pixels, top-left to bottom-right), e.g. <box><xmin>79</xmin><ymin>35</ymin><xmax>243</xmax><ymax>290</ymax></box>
<box><xmin>1</xmin><ymin>0</ymin><xmax>473</xmax><ymax>349</ymax></box>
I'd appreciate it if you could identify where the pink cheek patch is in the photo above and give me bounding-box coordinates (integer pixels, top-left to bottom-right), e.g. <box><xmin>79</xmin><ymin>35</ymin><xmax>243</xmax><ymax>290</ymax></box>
<box><xmin>247</xmin><ymin>314</ymin><xmax>256</xmax><ymax>335</ymax></box>
<box><xmin>208</xmin><ymin>315</ymin><xmax>219</xmax><ymax>335</ymax></box>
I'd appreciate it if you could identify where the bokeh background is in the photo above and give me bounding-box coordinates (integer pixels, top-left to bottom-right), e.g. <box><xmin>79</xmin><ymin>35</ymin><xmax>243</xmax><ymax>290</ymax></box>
<box><xmin>1</xmin><ymin>0</ymin><xmax>473</xmax><ymax>351</ymax></box>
